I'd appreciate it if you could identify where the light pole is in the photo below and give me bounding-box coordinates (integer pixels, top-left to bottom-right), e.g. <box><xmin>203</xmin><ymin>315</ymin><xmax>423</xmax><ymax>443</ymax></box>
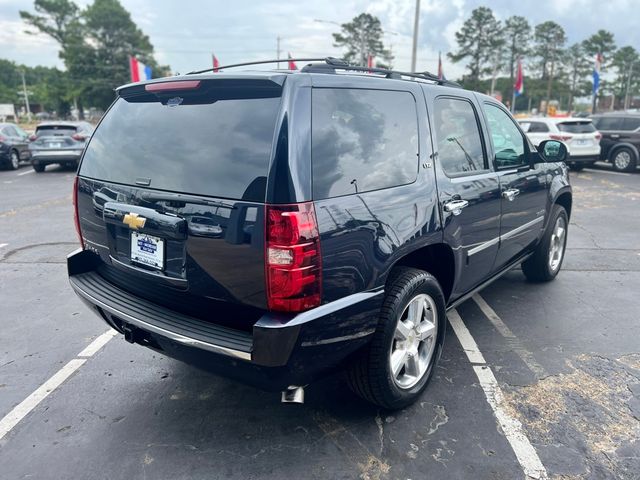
<box><xmin>410</xmin><ymin>0</ymin><xmax>421</xmax><ymax>72</ymax></box>
<box><xmin>19</xmin><ymin>70</ymin><xmax>32</xmax><ymax>123</ymax></box>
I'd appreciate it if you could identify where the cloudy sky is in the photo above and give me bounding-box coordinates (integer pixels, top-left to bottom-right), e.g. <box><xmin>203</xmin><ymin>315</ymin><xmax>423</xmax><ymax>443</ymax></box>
<box><xmin>1</xmin><ymin>0</ymin><xmax>639</xmax><ymax>78</ymax></box>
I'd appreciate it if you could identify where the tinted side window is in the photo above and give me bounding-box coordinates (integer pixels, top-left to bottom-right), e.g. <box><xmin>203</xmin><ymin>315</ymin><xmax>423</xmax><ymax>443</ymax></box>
<box><xmin>529</xmin><ymin>122</ymin><xmax>550</xmax><ymax>133</ymax></box>
<box><xmin>622</xmin><ymin>117</ymin><xmax>640</xmax><ymax>131</ymax></box>
<box><xmin>433</xmin><ymin>97</ymin><xmax>486</xmax><ymax>175</ymax></box>
<box><xmin>312</xmin><ymin>88</ymin><xmax>419</xmax><ymax>199</ymax></box>
<box><xmin>484</xmin><ymin>103</ymin><xmax>527</xmax><ymax>168</ymax></box>
<box><xmin>593</xmin><ymin>117</ymin><xmax>623</xmax><ymax>130</ymax></box>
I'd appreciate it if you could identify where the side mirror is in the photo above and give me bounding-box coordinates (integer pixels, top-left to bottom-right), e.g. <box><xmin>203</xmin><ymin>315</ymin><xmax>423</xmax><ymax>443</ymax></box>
<box><xmin>537</xmin><ymin>140</ymin><xmax>568</xmax><ymax>163</ymax></box>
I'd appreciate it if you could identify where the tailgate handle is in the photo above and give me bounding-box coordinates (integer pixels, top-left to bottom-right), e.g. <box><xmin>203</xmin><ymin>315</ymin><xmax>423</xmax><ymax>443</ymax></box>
<box><xmin>102</xmin><ymin>202</ymin><xmax>187</xmax><ymax>240</ymax></box>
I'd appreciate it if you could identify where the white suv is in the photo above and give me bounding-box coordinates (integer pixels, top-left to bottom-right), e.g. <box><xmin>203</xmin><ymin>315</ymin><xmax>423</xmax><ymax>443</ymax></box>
<box><xmin>518</xmin><ymin>117</ymin><xmax>601</xmax><ymax>171</ymax></box>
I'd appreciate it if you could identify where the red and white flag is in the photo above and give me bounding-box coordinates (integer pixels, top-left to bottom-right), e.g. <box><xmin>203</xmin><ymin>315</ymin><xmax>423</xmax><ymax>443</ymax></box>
<box><xmin>514</xmin><ymin>56</ymin><xmax>524</xmax><ymax>96</ymax></box>
<box><xmin>367</xmin><ymin>54</ymin><xmax>374</xmax><ymax>68</ymax></box>
<box><xmin>212</xmin><ymin>53</ymin><xmax>220</xmax><ymax>72</ymax></box>
<box><xmin>287</xmin><ymin>53</ymin><xmax>297</xmax><ymax>70</ymax></box>
<box><xmin>129</xmin><ymin>56</ymin><xmax>152</xmax><ymax>83</ymax></box>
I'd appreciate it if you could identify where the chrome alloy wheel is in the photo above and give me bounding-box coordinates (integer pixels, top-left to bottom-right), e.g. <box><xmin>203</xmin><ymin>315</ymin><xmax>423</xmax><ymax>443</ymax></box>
<box><xmin>10</xmin><ymin>150</ymin><xmax>19</xmax><ymax>169</ymax></box>
<box><xmin>548</xmin><ymin>216</ymin><xmax>567</xmax><ymax>272</ymax></box>
<box><xmin>390</xmin><ymin>293</ymin><xmax>438</xmax><ymax>389</ymax></box>
<box><xmin>614</xmin><ymin>150</ymin><xmax>631</xmax><ymax>170</ymax></box>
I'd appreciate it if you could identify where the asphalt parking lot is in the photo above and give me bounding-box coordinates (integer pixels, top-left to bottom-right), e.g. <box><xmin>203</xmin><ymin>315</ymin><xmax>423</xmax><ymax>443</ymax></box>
<box><xmin>0</xmin><ymin>162</ymin><xmax>639</xmax><ymax>479</ymax></box>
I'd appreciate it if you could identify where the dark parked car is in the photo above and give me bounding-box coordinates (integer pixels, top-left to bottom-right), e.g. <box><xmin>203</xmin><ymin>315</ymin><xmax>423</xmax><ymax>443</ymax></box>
<box><xmin>0</xmin><ymin>122</ymin><xmax>30</xmax><ymax>170</ymax></box>
<box><xmin>67</xmin><ymin>59</ymin><xmax>572</xmax><ymax>409</ymax></box>
<box><xmin>591</xmin><ymin>112</ymin><xmax>640</xmax><ymax>172</ymax></box>
<box><xmin>28</xmin><ymin>121</ymin><xmax>94</xmax><ymax>172</ymax></box>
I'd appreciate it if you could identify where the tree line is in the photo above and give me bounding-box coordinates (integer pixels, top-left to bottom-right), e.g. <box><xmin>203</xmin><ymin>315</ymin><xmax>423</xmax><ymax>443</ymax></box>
<box><xmin>2</xmin><ymin>0</ymin><xmax>168</xmax><ymax>118</ymax></box>
<box><xmin>449</xmin><ymin>6</ymin><xmax>638</xmax><ymax>112</ymax></box>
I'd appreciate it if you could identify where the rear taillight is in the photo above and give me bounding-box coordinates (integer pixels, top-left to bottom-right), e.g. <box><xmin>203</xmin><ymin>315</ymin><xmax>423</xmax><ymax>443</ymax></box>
<box><xmin>550</xmin><ymin>134</ymin><xmax>572</xmax><ymax>141</ymax></box>
<box><xmin>265</xmin><ymin>202</ymin><xmax>321</xmax><ymax>312</ymax></box>
<box><xmin>0</xmin><ymin>135</ymin><xmax>5</xmax><ymax>143</ymax></box>
<box><xmin>29</xmin><ymin>134</ymin><xmax>37</xmax><ymax>142</ymax></box>
<box><xmin>72</xmin><ymin>133</ymin><xmax>87</xmax><ymax>141</ymax></box>
<box><xmin>72</xmin><ymin>176</ymin><xmax>84</xmax><ymax>249</ymax></box>
<box><xmin>595</xmin><ymin>132</ymin><xmax>602</xmax><ymax>141</ymax></box>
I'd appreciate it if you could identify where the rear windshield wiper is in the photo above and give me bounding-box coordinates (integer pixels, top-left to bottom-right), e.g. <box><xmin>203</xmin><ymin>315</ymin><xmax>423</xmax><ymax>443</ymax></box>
<box><xmin>140</xmin><ymin>192</ymin><xmax>233</xmax><ymax>209</ymax></box>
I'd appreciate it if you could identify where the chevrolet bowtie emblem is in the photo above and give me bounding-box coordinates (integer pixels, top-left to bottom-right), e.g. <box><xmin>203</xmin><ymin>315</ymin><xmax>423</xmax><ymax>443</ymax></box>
<box><xmin>123</xmin><ymin>212</ymin><xmax>146</xmax><ymax>230</ymax></box>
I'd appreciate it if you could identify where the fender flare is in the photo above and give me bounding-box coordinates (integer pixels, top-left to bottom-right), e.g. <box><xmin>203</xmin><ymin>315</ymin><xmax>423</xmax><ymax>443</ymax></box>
<box><xmin>608</xmin><ymin>142</ymin><xmax>639</xmax><ymax>162</ymax></box>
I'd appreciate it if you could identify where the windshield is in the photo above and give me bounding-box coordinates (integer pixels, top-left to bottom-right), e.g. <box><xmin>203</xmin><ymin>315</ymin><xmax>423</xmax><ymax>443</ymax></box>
<box><xmin>79</xmin><ymin>88</ymin><xmax>282</xmax><ymax>202</ymax></box>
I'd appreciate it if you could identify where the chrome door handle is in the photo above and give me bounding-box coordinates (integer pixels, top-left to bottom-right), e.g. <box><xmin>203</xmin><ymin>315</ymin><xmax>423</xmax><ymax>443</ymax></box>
<box><xmin>502</xmin><ymin>188</ymin><xmax>520</xmax><ymax>201</ymax></box>
<box><xmin>610</xmin><ymin>134</ymin><xmax>620</xmax><ymax>139</ymax></box>
<box><xmin>443</xmin><ymin>199</ymin><xmax>469</xmax><ymax>216</ymax></box>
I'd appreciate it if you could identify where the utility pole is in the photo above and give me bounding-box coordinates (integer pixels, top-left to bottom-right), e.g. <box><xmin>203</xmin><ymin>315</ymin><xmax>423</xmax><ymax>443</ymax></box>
<box><xmin>276</xmin><ymin>36</ymin><xmax>281</xmax><ymax>69</ymax></box>
<box><xmin>410</xmin><ymin>0</ymin><xmax>421</xmax><ymax>72</ymax></box>
<box><xmin>19</xmin><ymin>70</ymin><xmax>32</xmax><ymax>123</ymax></box>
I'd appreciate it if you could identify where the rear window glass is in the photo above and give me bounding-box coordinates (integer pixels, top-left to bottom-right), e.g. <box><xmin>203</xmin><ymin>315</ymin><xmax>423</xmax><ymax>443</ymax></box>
<box><xmin>36</xmin><ymin>125</ymin><xmax>77</xmax><ymax>136</ymax></box>
<box><xmin>80</xmin><ymin>88</ymin><xmax>281</xmax><ymax>202</ymax></box>
<box><xmin>311</xmin><ymin>88</ymin><xmax>419</xmax><ymax>199</ymax></box>
<box><xmin>557</xmin><ymin>121</ymin><xmax>595</xmax><ymax>133</ymax></box>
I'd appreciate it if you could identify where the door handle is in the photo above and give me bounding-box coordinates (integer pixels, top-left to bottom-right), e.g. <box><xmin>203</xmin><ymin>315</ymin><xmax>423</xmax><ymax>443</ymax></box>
<box><xmin>443</xmin><ymin>199</ymin><xmax>469</xmax><ymax>216</ymax></box>
<box><xmin>502</xmin><ymin>188</ymin><xmax>520</xmax><ymax>201</ymax></box>
<box><xmin>610</xmin><ymin>134</ymin><xmax>620</xmax><ymax>139</ymax></box>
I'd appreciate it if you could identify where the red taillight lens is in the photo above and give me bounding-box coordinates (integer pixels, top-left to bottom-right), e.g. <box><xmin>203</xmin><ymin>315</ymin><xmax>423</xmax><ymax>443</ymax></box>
<box><xmin>595</xmin><ymin>132</ymin><xmax>602</xmax><ymax>141</ymax></box>
<box><xmin>265</xmin><ymin>202</ymin><xmax>321</xmax><ymax>312</ymax></box>
<box><xmin>29</xmin><ymin>134</ymin><xmax>37</xmax><ymax>142</ymax></box>
<box><xmin>72</xmin><ymin>176</ymin><xmax>84</xmax><ymax>249</ymax></box>
<box><xmin>0</xmin><ymin>135</ymin><xmax>6</xmax><ymax>143</ymax></box>
<box><xmin>72</xmin><ymin>133</ymin><xmax>87</xmax><ymax>141</ymax></box>
<box><xmin>549</xmin><ymin>134</ymin><xmax>572</xmax><ymax>141</ymax></box>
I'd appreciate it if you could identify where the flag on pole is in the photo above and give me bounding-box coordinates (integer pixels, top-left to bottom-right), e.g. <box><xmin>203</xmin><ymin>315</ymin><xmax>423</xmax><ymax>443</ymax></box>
<box><xmin>514</xmin><ymin>56</ymin><xmax>524</xmax><ymax>96</ymax></box>
<box><xmin>367</xmin><ymin>54</ymin><xmax>374</xmax><ymax>68</ymax></box>
<box><xmin>129</xmin><ymin>56</ymin><xmax>152</xmax><ymax>83</ymax></box>
<box><xmin>287</xmin><ymin>53</ymin><xmax>297</xmax><ymax>70</ymax></box>
<box><xmin>592</xmin><ymin>52</ymin><xmax>602</xmax><ymax>95</ymax></box>
<box><xmin>212</xmin><ymin>54</ymin><xmax>220</xmax><ymax>72</ymax></box>
<box><xmin>437</xmin><ymin>52</ymin><xmax>445</xmax><ymax>80</ymax></box>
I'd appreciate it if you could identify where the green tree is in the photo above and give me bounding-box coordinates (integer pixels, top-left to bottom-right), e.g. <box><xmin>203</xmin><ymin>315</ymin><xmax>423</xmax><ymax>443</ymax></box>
<box><xmin>502</xmin><ymin>16</ymin><xmax>531</xmax><ymax>101</ymax></box>
<box><xmin>534</xmin><ymin>21</ymin><xmax>566</xmax><ymax>113</ymax></box>
<box><xmin>448</xmin><ymin>6</ymin><xmax>503</xmax><ymax>91</ymax></box>
<box><xmin>20</xmin><ymin>0</ymin><xmax>167</xmax><ymax>111</ymax></box>
<box><xmin>612</xmin><ymin>46</ymin><xmax>640</xmax><ymax>109</ymax></box>
<box><xmin>333</xmin><ymin>13</ymin><xmax>393</xmax><ymax>67</ymax></box>
<box><xmin>564</xmin><ymin>43</ymin><xmax>592</xmax><ymax>112</ymax></box>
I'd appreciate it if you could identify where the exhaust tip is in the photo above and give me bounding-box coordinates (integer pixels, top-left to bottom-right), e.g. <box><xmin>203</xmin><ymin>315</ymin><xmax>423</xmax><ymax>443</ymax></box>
<box><xmin>281</xmin><ymin>385</ymin><xmax>304</xmax><ymax>404</ymax></box>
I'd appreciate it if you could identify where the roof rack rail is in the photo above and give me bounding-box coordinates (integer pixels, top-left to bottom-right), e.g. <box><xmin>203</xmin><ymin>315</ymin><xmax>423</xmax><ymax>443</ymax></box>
<box><xmin>186</xmin><ymin>57</ymin><xmax>460</xmax><ymax>88</ymax></box>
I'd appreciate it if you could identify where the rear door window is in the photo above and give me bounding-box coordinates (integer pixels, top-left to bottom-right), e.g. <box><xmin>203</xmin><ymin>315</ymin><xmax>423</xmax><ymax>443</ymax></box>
<box><xmin>557</xmin><ymin>121</ymin><xmax>596</xmax><ymax>133</ymax></box>
<box><xmin>80</xmin><ymin>86</ymin><xmax>282</xmax><ymax>202</ymax></box>
<box><xmin>433</xmin><ymin>97</ymin><xmax>487</xmax><ymax>175</ymax></box>
<box><xmin>311</xmin><ymin>88</ymin><xmax>419</xmax><ymax>199</ymax></box>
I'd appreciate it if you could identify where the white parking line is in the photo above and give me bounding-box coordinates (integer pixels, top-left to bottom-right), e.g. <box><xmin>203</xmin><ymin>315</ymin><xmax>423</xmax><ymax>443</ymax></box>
<box><xmin>448</xmin><ymin>308</ymin><xmax>548</xmax><ymax>479</ymax></box>
<box><xmin>17</xmin><ymin>170</ymin><xmax>34</xmax><ymax>177</ymax></box>
<box><xmin>0</xmin><ymin>329</ymin><xmax>117</xmax><ymax>442</ymax></box>
<box><xmin>472</xmin><ymin>294</ymin><xmax>547</xmax><ymax>377</ymax></box>
<box><xmin>582</xmin><ymin>168</ymin><xmax>631</xmax><ymax>177</ymax></box>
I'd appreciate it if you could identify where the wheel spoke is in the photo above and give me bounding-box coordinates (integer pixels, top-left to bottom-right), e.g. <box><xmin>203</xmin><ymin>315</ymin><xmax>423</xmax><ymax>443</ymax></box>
<box><xmin>417</xmin><ymin>322</ymin><xmax>436</xmax><ymax>341</ymax></box>
<box><xmin>407</xmin><ymin>298</ymin><xmax>425</xmax><ymax>327</ymax></box>
<box><xmin>390</xmin><ymin>348</ymin><xmax>409</xmax><ymax>377</ymax></box>
<box><xmin>395</xmin><ymin>320</ymin><xmax>412</xmax><ymax>340</ymax></box>
<box><xmin>404</xmin><ymin>350</ymin><xmax>421</xmax><ymax>377</ymax></box>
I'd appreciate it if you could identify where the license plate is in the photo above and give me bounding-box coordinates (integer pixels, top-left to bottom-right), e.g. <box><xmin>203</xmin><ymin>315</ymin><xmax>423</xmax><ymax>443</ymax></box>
<box><xmin>130</xmin><ymin>232</ymin><xmax>164</xmax><ymax>270</ymax></box>
<box><xmin>574</xmin><ymin>139</ymin><xmax>592</xmax><ymax>146</ymax></box>
<box><xmin>48</xmin><ymin>142</ymin><xmax>62</xmax><ymax>148</ymax></box>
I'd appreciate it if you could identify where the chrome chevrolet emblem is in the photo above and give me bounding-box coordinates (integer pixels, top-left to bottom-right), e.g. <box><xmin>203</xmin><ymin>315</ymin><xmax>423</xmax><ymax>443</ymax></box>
<box><xmin>123</xmin><ymin>212</ymin><xmax>146</xmax><ymax>230</ymax></box>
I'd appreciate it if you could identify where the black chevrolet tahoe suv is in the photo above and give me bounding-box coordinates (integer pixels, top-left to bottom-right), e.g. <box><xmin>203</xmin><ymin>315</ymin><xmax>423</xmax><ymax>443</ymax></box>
<box><xmin>68</xmin><ymin>59</ymin><xmax>572</xmax><ymax>409</ymax></box>
<box><xmin>591</xmin><ymin>112</ymin><xmax>640</xmax><ymax>172</ymax></box>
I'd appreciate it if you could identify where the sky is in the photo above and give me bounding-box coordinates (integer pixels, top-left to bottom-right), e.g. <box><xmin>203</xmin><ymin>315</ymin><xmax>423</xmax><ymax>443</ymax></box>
<box><xmin>1</xmin><ymin>0</ymin><xmax>639</xmax><ymax>79</ymax></box>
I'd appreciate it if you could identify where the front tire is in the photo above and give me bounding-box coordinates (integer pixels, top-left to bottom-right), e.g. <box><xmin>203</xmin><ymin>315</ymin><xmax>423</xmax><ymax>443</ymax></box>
<box><xmin>611</xmin><ymin>147</ymin><xmax>637</xmax><ymax>172</ymax></box>
<box><xmin>32</xmin><ymin>163</ymin><xmax>45</xmax><ymax>173</ymax></box>
<box><xmin>9</xmin><ymin>150</ymin><xmax>20</xmax><ymax>170</ymax></box>
<box><xmin>522</xmin><ymin>205</ymin><xmax>568</xmax><ymax>282</ymax></box>
<box><xmin>346</xmin><ymin>267</ymin><xmax>445</xmax><ymax>409</ymax></box>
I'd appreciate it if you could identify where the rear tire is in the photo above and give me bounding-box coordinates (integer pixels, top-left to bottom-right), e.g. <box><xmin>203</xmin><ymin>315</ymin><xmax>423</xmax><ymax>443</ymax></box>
<box><xmin>611</xmin><ymin>147</ymin><xmax>637</xmax><ymax>172</ymax></box>
<box><xmin>32</xmin><ymin>163</ymin><xmax>45</xmax><ymax>173</ymax></box>
<box><xmin>346</xmin><ymin>267</ymin><xmax>445</xmax><ymax>410</ymax></box>
<box><xmin>522</xmin><ymin>205</ymin><xmax>568</xmax><ymax>282</ymax></box>
<box><xmin>569</xmin><ymin>164</ymin><xmax>584</xmax><ymax>171</ymax></box>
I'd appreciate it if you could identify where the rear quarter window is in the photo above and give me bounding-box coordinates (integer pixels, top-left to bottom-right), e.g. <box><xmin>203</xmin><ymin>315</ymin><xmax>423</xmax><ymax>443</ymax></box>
<box><xmin>622</xmin><ymin>117</ymin><xmax>640</xmax><ymax>131</ymax></box>
<box><xmin>311</xmin><ymin>88</ymin><xmax>419</xmax><ymax>199</ymax></box>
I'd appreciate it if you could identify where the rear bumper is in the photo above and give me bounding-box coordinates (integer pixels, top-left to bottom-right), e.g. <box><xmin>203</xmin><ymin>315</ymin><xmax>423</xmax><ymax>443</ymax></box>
<box><xmin>67</xmin><ymin>249</ymin><xmax>383</xmax><ymax>390</ymax></box>
<box><xmin>31</xmin><ymin>150</ymin><xmax>83</xmax><ymax>164</ymax></box>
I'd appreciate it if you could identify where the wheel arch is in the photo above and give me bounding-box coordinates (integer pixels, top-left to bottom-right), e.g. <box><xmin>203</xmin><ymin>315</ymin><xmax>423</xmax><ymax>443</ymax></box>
<box><xmin>554</xmin><ymin>190</ymin><xmax>572</xmax><ymax>219</ymax></box>
<box><xmin>391</xmin><ymin>243</ymin><xmax>455</xmax><ymax>303</ymax></box>
<box><xmin>608</xmin><ymin>142</ymin><xmax>639</xmax><ymax>163</ymax></box>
